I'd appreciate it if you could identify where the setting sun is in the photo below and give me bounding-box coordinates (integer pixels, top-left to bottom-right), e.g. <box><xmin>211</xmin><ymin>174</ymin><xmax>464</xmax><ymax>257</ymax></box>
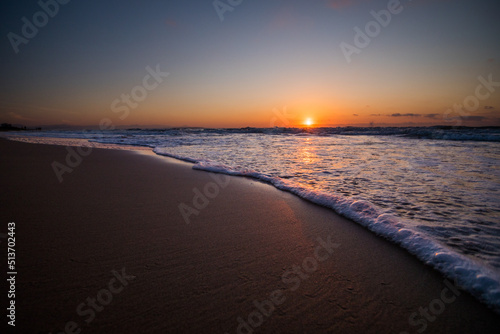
<box><xmin>305</xmin><ymin>118</ymin><xmax>313</xmax><ymax>127</ymax></box>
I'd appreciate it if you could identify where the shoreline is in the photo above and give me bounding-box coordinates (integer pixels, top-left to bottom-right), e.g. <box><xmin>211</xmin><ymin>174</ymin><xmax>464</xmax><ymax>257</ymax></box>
<box><xmin>1</xmin><ymin>138</ymin><xmax>499</xmax><ymax>333</ymax></box>
<box><xmin>6</xmin><ymin>133</ymin><xmax>499</xmax><ymax>313</ymax></box>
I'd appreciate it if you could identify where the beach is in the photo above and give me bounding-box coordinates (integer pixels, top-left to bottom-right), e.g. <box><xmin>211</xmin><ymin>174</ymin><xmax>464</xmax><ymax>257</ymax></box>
<box><xmin>1</xmin><ymin>138</ymin><xmax>499</xmax><ymax>333</ymax></box>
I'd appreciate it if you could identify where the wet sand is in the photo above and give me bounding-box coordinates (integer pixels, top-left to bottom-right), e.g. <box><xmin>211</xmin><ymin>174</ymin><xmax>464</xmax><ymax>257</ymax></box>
<box><xmin>0</xmin><ymin>138</ymin><xmax>498</xmax><ymax>333</ymax></box>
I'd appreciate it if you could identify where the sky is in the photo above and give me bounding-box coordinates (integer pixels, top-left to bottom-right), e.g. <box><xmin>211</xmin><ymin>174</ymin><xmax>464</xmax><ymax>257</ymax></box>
<box><xmin>0</xmin><ymin>0</ymin><xmax>499</xmax><ymax>128</ymax></box>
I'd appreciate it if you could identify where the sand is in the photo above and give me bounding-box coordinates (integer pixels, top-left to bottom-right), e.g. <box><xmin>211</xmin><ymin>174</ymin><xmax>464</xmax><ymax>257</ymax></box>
<box><xmin>0</xmin><ymin>138</ymin><xmax>499</xmax><ymax>333</ymax></box>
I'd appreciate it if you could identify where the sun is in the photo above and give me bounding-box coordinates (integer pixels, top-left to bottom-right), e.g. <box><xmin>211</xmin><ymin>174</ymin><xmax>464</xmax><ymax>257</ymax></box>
<box><xmin>304</xmin><ymin>118</ymin><xmax>313</xmax><ymax>127</ymax></box>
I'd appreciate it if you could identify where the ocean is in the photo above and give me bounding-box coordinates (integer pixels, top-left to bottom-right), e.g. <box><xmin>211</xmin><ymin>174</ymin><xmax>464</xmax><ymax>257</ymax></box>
<box><xmin>7</xmin><ymin>126</ymin><xmax>500</xmax><ymax>312</ymax></box>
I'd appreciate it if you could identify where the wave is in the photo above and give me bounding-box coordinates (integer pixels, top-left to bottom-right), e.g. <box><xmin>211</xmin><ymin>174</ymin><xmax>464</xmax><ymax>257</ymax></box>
<box><xmin>8</xmin><ymin>130</ymin><xmax>500</xmax><ymax>311</ymax></box>
<box><xmin>154</xmin><ymin>147</ymin><xmax>500</xmax><ymax>313</ymax></box>
<box><xmin>156</xmin><ymin>126</ymin><xmax>500</xmax><ymax>142</ymax></box>
<box><xmin>16</xmin><ymin>126</ymin><xmax>500</xmax><ymax>142</ymax></box>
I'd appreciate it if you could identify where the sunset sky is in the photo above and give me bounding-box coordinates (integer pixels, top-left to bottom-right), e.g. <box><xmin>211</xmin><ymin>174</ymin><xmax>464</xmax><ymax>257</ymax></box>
<box><xmin>1</xmin><ymin>0</ymin><xmax>499</xmax><ymax>128</ymax></box>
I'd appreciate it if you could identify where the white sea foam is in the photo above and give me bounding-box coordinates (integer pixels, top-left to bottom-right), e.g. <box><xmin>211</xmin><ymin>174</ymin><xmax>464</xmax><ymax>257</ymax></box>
<box><xmin>170</xmin><ymin>157</ymin><xmax>500</xmax><ymax>313</ymax></box>
<box><xmin>7</xmin><ymin>127</ymin><xmax>500</xmax><ymax>312</ymax></box>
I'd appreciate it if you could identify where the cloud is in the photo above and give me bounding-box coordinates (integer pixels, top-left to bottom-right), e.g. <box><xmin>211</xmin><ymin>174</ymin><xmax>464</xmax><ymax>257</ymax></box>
<box><xmin>424</xmin><ymin>113</ymin><xmax>440</xmax><ymax>119</ymax></box>
<box><xmin>406</xmin><ymin>0</ymin><xmax>453</xmax><ymax>8</ymax></box>
<box><xmin>371</xmin><ymin>113</ymin><xmax>422</xmax><ymax>118</ymax></box>
<box><xmin>0</xmin><ymin>102</ymin><xmax>65</xmax><ymax>114</ymax></box>
<box><xmin>390</xmin><ymin>113</ymin><xmax>421</xmax><ymax>117</ymax></box>
<box><xmin>327</xmin><ymin>0</ymin><xmax>370</xmax><ymax>10</ymax></box>
<box><xmin>353</xmin><ymin>114</ymin><xmax>358</xmax><ymax>116</ymax></box>
<box><xmin>463</xmin><ymin>116</ymin><xmax>487</xmax><ymax>122</ymax></box>
<box><xmin>484</xmin><ymin>106</ymin><xmax>495</xmax><ymax>110</ymax></box>
<box><xmin>487</xmin><ymin>58</ymin><xmax>495</xmax><ymax>63</ymax></box>
<box><xmin>267</xmin><ymin>6</ymin><xmax>316</xmax><ymax>32</ymax></box>
<box><xmin>7</xmin><ymin>112</ymin><xmax>37</xmax><ymax>122</ymax></box>
<box><xmin>165</xmin><ymin>19</ymin><xmax>177</xmax><ymax>27</ymax></box>
<box><xmin>270</xmin><ymin>7</ymin><xmax>298</xmax><ymax>30</ymax></box>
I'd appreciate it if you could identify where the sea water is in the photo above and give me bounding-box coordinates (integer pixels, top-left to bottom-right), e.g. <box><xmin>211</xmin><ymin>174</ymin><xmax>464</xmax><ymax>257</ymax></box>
<box><xmin>7</xmin><ymin>126</ymin><xmax>500</xmax><ymax>311</ymax></box>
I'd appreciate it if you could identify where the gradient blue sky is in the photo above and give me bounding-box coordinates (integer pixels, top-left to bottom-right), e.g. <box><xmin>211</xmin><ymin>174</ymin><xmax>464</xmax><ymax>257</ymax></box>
<box><xmin>1</xmin><ymin>0</ymin><xmax>499</xmax><ymax>127</ymax></box>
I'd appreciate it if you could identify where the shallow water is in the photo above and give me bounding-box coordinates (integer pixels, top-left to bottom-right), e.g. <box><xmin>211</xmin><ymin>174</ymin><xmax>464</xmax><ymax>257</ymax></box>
<box><xmin>6</xmin><ymin>127</ymin><xmax>500</xmax><ymax>311</ymax></box>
